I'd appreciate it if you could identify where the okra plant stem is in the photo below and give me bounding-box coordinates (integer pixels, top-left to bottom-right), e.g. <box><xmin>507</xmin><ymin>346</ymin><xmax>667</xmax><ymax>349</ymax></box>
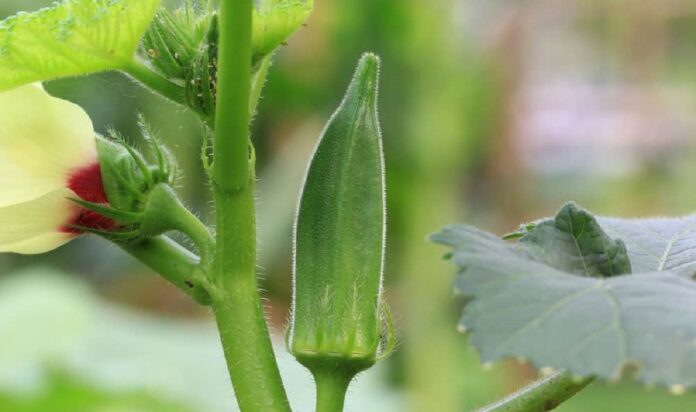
<box><xmin>313</xmin><ymin>367</ymin><xmax>353</xmax><ymax>412</ymax></box>
<box><xmin>211</xmin><ymin>186</ymin><xmax>290</xmax><ymax>412</ymax></box>
<box><xmin>214</xmin><ymin>0</ymin><xmax>252</xmax><ymax>190</ymax></box>
<box><xmin>119</xmin><ymin>236</ymin><xmax>209</xmax><ymax>304</ymax></box>
<box><xmin>211</xmin><ymin>0</ymin><xmax>290</xmax><ymax>411</ymax></box>
<box><xmin>477</xmin><ymin>371</ymin><xmax>594</xmax><ymax>412</ymax></box>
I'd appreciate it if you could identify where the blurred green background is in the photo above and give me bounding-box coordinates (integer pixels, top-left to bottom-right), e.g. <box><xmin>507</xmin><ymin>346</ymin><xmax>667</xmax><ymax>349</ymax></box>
<box><xmin>2</xmin><ymin>0</ymin><xmax>696</xmax><ymax>411</ymax></box>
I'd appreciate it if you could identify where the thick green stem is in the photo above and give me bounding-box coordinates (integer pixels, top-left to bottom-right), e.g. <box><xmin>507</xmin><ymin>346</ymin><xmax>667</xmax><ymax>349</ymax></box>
<box><xmin>205</xmin><ymin>0</ymin><xmax>291</xmax><ymax>409</ymax></box>
<box><xmin>214</xmin><ymin>0</ymin><xmax>252</xmax><ymax>191</ymax></box>
<box><xmin>123</xmin><ymin>61</ymin><xmax>187</xmax><ymax>106</ymax></box>
<box><xmin>478</xmin><ymin>371</ymin><xmax>594</xmax><ymax>412</ymax></box>
<box><xmin>210</xmin><ymin>0</ymin><xmax>289</xmax><ymax>410</ymax></box>
<box><xmin>212</xmin><ymin>184</ymin><xmax>291</xmax><ymax>412</ymax></box>
<box><xmin>313</xmin><ymin>368</ymin><xmax>353</xmax><ymax>412</ymax></box>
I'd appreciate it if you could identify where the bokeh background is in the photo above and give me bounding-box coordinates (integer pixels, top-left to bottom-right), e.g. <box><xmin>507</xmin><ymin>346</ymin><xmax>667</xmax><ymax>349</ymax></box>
<box><xmin>2</xmin><ymin>0</ymin><xmax>696</xmax><ymax>411</ymax></box>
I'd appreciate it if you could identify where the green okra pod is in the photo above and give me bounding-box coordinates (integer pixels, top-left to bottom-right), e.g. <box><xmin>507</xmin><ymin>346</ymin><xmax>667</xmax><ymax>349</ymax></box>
<box><xmin>289</xmin><ymin>53</ymin><xmax>392</xmax><ymax>410</ymax></box>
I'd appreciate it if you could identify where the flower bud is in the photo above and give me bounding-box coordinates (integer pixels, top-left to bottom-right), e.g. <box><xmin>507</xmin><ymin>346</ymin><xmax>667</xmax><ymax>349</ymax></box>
<box><xmin>186</xmin><ymin>14</ymin><xmax>218</xmax><ymax>118</ymax></box>
<box><xmin>142</xmin><ymin>3</ymin><xmax>213</xmax><ymax>80</ymax></box>
<box><xmin>289</xmin><ymin>54</ymin><xmax>393</xmax><ymax>381</ymax></box>
<box><xmin>89</xmin><ymin>127</ymin><xmax>213</xmax><ymax>262</ymax></box>
<box><xmin>0</xmin><ymin>84</ymin><xmax>192</xmax><ymax>255</ymax></box>
<box><xmin>86</xmin><ymin>125</ymin><xmax>179</xmax><ymax>236</ymax></box>
<box><xmin>142</xmin><ymin>1</ymin><xmax>314</xmax><ymax>118</ymax></box>
<box><xmin>88</xmin><ymin>128</ymin><xmax>213</xmax><ymax>304</ymax></box>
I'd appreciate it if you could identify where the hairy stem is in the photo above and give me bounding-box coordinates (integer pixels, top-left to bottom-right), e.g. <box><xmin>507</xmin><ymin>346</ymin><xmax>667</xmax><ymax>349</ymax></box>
<box><xmin>313</xmin><ymin>368</ymin><xmax>353</xmax><ymax>412</ymax></box>
<box><xmin>212</xmin><ymin>183</ymin><xmax>291</xmax><ymax>412</ymax></box>
<box><xmin>143</xmin><ymin>184</ymin><xmax>215</xmax><ymax>268</ymax></box>
<box><xmin>213</xmin><ymin>0</ymin><xmax>252</xmax><ymax>191</ymax></box>
<box><xmin>478</xmin><ymin>371</ymin><xmax>594</xmax><ymax>412</ymax></box>
<box><xmin>119</xmin><ymin>236</ymin><xmax>209</xmax><ymax>305</ymax></box>
<box><xmin>171</xmin><ymin>207</ymin><xmax>215</xmax><ymax>268</ymax></box>
<box><xmin>123</xmin><ymin>61</ymin><xmax>186</xmax><ymax>105</ymax></box>
<box><xmin>211</xmin><ymin>0</ymin><xmax>290</xmax><ymax>411</ymax></box>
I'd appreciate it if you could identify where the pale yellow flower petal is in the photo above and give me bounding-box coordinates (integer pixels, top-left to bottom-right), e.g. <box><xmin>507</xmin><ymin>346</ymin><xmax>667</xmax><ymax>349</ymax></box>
<box><xmin>0</xmin><ymin>84</ymin><xmax>97</xmax><ymax>207</ymax></box>
<box><xmin>0</xmin><ymin>232</ymin><xmax>75</xmax><ymax>255</ymax></box>
<box><xmin>0</xmin><ymin>188</ymin><xmax>78</xmax><ymax>254</ymax></box>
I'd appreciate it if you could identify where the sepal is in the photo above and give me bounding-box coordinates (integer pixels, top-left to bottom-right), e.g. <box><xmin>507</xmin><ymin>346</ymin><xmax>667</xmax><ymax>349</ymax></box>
<box><xmin>68</xmin><ymin>198</ymin><xmax>142</xmax><ymax>224</ymax></box>
<box><xmin>140</xmin><ymin>184</ymin><xmax>192</xmax><ymax>238</ymax></box>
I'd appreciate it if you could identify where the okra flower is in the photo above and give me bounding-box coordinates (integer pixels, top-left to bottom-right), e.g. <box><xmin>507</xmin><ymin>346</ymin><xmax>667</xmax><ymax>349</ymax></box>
<box><xmin>0</xmin><ymin>84</ymin><xmax>113</xmax><ymax>254</ymax></box>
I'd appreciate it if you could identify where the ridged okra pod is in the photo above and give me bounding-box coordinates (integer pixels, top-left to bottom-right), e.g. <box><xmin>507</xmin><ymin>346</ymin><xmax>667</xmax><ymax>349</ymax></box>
<box><xmin>289</xmin><ymin>53</ymin><xmax>392</xmax><ymax>411</ymax></box>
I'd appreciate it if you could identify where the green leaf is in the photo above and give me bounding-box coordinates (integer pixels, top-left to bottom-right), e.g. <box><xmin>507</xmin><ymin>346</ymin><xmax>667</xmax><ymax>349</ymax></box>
<box><xmin>519</xmin><ymin>203</ymin><xmax>632</xmax><ymax>277</ymax></box>
<box><xmin>290</xmin><ymin>53</ymin><xmax>387</xmax><ymax>373</ymax></box>
<box><xmin>253</xmin><ymin>0</ymin><xmax>313</xmax><ymax>61</ymax></box>
<box><xmin>0</xmin><ymin>0</ymin><xmax>161</xmax><ymax>91</ymax></box>
<box><xmin>599</xmin><ymin>215</ymin><xmax>696</xmax><ymax>278</ymax></box>
<box><xmin>433</xmin><ymin>204</ymin><xmax>696</xmax><ymax>392</ymax></box>
<box><xmin>521</xmin><ymin>206</ymin><xmax>696</xmax><ymax>279</ymax></box>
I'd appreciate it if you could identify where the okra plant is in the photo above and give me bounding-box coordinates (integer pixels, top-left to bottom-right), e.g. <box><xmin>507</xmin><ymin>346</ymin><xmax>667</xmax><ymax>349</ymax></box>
<box><xmin>1</xmin><ymin>1</ymin><xmax>687</xmax><ymax>412</ymax></box>
<box><xmin>0</xmin><ymin>0</ymin><xmax>391</xmax><ymax>411</ymax></box>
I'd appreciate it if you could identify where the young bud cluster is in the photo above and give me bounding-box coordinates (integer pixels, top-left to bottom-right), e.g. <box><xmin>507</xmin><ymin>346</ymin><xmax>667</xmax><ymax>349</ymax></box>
<box><xmin>142</xmin><ymin>2</ymin><xmax>213</xmax><ymax>81</ymax></box>
<box><xmin>141</xmin><ymin>1</ymin><xmax>314</xmax><ymax>118</ymax></box>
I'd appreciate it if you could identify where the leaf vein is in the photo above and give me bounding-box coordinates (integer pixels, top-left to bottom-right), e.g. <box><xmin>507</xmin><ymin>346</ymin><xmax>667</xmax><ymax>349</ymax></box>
<box><xmin>492</xmin><ymin>285</ymin><xmax>597</xmax><ymax>356</ymax></box>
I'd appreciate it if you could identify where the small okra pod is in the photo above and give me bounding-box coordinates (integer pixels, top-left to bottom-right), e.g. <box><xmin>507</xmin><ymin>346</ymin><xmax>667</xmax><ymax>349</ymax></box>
<box><xmin>289</xmin><ymin>53</ymin><xmax>393</xmax><ymax>409</ymax></box>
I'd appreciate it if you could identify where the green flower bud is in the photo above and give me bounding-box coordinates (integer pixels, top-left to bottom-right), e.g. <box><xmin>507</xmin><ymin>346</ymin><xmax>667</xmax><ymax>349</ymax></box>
<box><xmin>289</xmin><ymin>54</ymin><xmax>393</xmax><ymax>393</ymax></box>
<box><xmin>95</xmin><ymin>131</ymin><xmax>173</xmax><ymax>215</ymax></box>
<box><xmin>142</xmin><ymin>2</ymin><xmax>213</xmax><ymax>80</ymax></box>
<box><xmin>142</xmin><ymin>0</ymin><xmax>313</xmax><ymax>78</ymax></box>
<box><xmin>141</xmin><ymin>1</ymin><xmax>313</xmax><ymax>118</ymax></box>
<box><xmin>85</xmin><ymin>122</ymin><xmax>188</xmax><ymax>242</ymax></box>
<box><xmin>88</xmin><ymin>127</ymin><xmax>213</xmax><ymax>304</ymax></box>
<box><xmin>186</xmin><ymin>14</ymin><xmax>219</xmax><ymax>118</ymax></box>
<box><xmin>185</xmin><ymin>0</ymin><xmax>314</xmax><ymax>118</ymax></box>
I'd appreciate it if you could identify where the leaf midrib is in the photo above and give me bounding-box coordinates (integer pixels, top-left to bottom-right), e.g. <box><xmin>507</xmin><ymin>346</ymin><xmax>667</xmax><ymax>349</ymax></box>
<box><xmin>566</xmin><ymin>213</ymin><xmax>591</xmax><ymax>277</ymax></box>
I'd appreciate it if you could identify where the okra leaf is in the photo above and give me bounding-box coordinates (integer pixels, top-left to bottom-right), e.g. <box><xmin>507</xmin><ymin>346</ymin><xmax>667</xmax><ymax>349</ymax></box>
<box><xmin>253</xmin><ymin>0</ymin><xmax>313</xmax><ymax>62</ymax></box>
<box><xmin>598</xmin><ymin>215</ymin><xmax>696</xmax><ymax>278</ymax></box>
<box><xmin>519</xmin><ymin>203</ymin><xmax>632</xmax><ymax>277</ymax></box>
<box><xmin>433</xmin><ymin>203</ymin><xmax>696</xmax><ymax>391</ymax></box>
<box><xmin>0</xmin><ymin>0</ymin><xmax>161</xmax><ymax>91</ymax></box>
<box><xmin>515</xmin><ymin>208</ymin><xmax>696</xmax><ymax>278</ymax></box>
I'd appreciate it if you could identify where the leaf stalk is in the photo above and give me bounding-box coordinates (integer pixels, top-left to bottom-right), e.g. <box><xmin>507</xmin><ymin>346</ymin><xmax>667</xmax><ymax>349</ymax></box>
<box><xmin>124</xmin><ymin>61</ymin><xmax>187</xmax><ymax>105</ymax></box>
<box><xmin>477</xmin><ymin>371</ymin><xmax>594</xmax><ymax>412</ymax></box>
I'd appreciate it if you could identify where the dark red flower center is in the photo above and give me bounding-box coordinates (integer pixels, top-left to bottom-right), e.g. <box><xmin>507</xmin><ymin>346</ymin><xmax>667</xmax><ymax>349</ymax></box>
<box><xmin>60</xmin><ymin>162</ymin><xmax>116</xmax><ymax>234</ymax></box>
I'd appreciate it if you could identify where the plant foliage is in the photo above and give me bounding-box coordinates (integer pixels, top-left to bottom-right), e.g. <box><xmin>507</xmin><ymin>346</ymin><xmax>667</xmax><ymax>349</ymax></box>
<box><xmin>0</xmin><ymin>0</ymin><xmax>161</xmax><ymax>90</ymax></box>
<box><xmin>434</xmin><ymin>203</ymin><xmax>696</xmax><ymax>392</ymax></box>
